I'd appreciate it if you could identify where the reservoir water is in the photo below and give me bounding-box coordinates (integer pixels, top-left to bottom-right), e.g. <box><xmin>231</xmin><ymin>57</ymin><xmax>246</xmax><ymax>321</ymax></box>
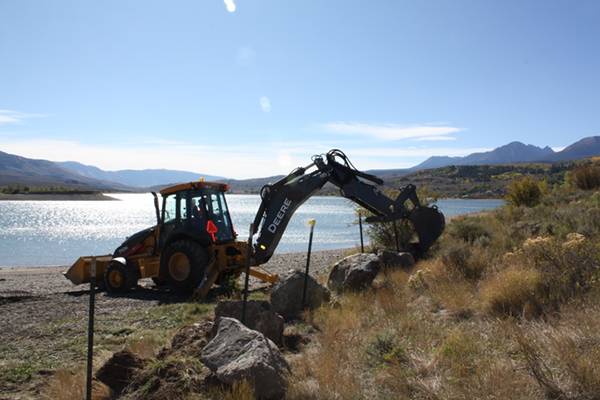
<box><xmin>0</xmin><ymin>194</ymin><xmax>504</xmax><ymax>267</ymax></box>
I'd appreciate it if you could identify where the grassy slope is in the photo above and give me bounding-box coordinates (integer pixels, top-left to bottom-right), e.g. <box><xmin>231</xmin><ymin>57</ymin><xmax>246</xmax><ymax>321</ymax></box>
<box><xmin>284</xmin><ymin>185</ymin><xmax>600</xmax><ymax>399</ymax></box>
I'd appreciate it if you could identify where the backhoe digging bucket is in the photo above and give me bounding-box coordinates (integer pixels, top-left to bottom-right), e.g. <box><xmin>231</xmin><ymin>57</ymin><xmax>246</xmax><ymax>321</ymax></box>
<box><xmin>406</xmin><ymin>206</ymin><xmax>446</xmax><ymax>254</ymax></box>
<box><xmin>63</xmin><ymin>255</ymin><xmax>113</xmax><ymax>285</ymax></box>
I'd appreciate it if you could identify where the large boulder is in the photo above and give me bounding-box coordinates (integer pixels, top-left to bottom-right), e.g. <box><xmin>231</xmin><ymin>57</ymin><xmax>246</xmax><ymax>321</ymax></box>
<box><xmin>211</xmin><ymin>299</ymin><xmax>284</xmax><ymax>345</ymax></box>
<box><xmin>327</xmin><ymin>253</ymin><xmax>381</xmax><ymax>292</ymax></box>
<box><xmin>202</xmin><ymin>317</ymin><xmax>290</xmax><ymax>399</ymax></box>
<box><xmin>377</xmin><ymin>249</ymin><xmax>415</xmax><ymax>271</ymax></box>
<box><xmin>270</xmin><ymin>270</ymin><xmax>330</xmax><ymax>322</ymax></box>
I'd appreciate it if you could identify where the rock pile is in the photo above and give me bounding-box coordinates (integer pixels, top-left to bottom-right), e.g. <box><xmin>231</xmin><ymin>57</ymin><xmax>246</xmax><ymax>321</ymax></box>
<box><xmin>93</xmin><ymin>250</ymin><xmax>413</xmax><ymax>399</ymax></box>
<box><xmin>327</xmin><ymin>250</ymin><xmax>415</xmax><ymax>293</ymax></box>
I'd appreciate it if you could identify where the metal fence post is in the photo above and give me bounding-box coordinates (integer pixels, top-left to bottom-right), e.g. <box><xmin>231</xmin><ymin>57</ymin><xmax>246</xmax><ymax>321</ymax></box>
<box><xmin>391</xmin><ymin>205</ymin><xmax>400</xmax><ymax>252</ymax></box>
<box><xmin>358</xmin><ymin>211</ymin><xmax>364</xmax><ymax>253</ymax></box>
<box><xmin>302</xmin><ymin>220</ymin><xmax>316</xmax><ymax>310</ymax></box>
<box><xmin>86</xmin><ymin>256</ymin><xmax>97</xmax><ymax>400</ymax></box>
<box><xmin>242</xmin><ymin>223</ymin><xmax>254</xmax><ymax>325</ymax></box>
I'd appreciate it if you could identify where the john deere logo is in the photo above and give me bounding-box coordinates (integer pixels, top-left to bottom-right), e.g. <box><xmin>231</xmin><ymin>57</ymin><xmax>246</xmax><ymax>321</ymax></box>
<box><xmin>268</xmin><ymin>198</ymin><xmax>292</xmax><ymax>234</ymax></box>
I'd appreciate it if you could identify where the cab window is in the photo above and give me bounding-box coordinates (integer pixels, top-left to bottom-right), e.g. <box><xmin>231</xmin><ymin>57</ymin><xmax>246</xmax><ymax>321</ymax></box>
<box><xmin>163</xmin><ymin>194</ymin><xmax>178</xmax><ymax>224</ymax></box>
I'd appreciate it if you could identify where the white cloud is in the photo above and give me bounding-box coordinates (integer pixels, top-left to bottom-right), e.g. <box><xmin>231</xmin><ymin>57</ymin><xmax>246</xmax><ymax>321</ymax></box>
<box><xmin>412</xmin><ymin>136</ymin><xmax>457</xmax><ymax>142</ymax></box>
<box><xmin>350</xmin><ymin>147</ymin><xmax>492</xmax><ymax>158</ymax></box>
<box><xmin>320</xmin><ymin>122</ymin><xmax>463</xmax><ymax>141</ymax></box>
<box><xmin>0</xmin><ymin>110</ymin><xmax>45</xmax><ymax>126</ymax></box>
<box><xmin>0</xmin><ymin>115</ymin><xmax>19</xmax><ymax>124</ymax></box>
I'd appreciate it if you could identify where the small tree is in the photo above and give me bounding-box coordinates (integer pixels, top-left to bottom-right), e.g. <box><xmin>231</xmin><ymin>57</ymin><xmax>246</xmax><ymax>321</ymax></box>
<box><xmin>505</xmin><ymin>177</ymin><xmax>544</xmax><ymax>207</ymax></box>
<box><xmin>355</xmin><ymin>186</ymin><xmax>442</xmax><ymax>251</ymax></box>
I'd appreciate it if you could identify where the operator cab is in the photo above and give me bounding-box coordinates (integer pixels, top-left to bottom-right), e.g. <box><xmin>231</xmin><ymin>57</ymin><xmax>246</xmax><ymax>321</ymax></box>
<box><xmin>159</xmin><ymin>180</ymin><xmax>235</xmax><ymax>249</ymax></box>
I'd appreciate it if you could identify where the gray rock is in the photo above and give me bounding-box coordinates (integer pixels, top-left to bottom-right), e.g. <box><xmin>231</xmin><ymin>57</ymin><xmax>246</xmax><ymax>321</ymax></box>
<box><xmin>327</xmin><ymin>253</ymin><xmax>380</xmax><ymax>292</ymax></box>
<box><xmin>377</xmin><ymin>249</ymin><xmax>415</xmax><ymax>270</ymax></box>
<box><xmin>202</xmin><ymin>317</ymin><xmax>290</xmax><ymax>399</ymax></box>
<box><xmin>211</xmin><ymin>299</ymin><xmax>284</xmax><ymax>345</ymax></box>
<box><xmin>270</xmin><ymin>270</ymin><xmax>330</xmax><ymax>322</ymax></box>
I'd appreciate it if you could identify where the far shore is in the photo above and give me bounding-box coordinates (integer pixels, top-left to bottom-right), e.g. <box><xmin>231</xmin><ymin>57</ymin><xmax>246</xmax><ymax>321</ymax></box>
<box><xmin>0</xmin><ymin>192</ymin><xmax>119</xmax><ymax>201</ymax></box>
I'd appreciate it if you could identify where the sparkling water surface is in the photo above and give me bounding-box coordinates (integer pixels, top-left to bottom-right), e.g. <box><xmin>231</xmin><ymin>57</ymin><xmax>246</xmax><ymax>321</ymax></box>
<box><xmin>0</xmin><ymin>194</ymin><xmax>503</xmax><ymax>267</ymax></box>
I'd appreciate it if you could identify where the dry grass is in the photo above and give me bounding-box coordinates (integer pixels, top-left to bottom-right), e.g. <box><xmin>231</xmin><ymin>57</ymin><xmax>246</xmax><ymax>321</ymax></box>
<box><xmin>479</xmin><ymin>264</ymin><xmax>542</xmax><ymax>318</ymax></box>
<box><xmin>42</xmin><ymin>369</ymin><xmax>111</xmax><ymax>400</ymax></box>
<box><xmin>285</xmin><ymin>188</ymin><xmax>600</xmax><ymax>399</ymax></box>
<box><xmin>208</xmin><ymin>380</ymin><xmax>257</xmax><ymax>399</ymax></box>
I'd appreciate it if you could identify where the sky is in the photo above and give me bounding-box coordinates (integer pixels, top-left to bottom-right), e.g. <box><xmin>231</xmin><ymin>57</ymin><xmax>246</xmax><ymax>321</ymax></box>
<box><xmin>1</xmin><ymin>1</ymin><xmax>600</xmax><ymax>179</ymax></box>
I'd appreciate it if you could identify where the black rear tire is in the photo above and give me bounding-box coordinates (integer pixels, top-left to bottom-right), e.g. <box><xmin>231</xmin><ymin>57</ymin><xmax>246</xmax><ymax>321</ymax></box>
<box><xmin>160</xmin><ymin>240</ymin><xmax>208</xmax><ymax>293</ymax></box>
<box><xmin>152</xmin><ymin>276</ymin><xmax>167</xmax><ymax>287</ymax></box>
<box><xmin>104</xmin><ymin>262</ymin><xmax>137</xmax><ymax>293</ymax></box>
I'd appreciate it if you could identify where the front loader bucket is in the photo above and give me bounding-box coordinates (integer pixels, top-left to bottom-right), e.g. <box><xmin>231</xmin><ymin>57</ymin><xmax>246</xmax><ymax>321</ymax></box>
<box><xmin>63</xmin><ymin>255</ymin><xmax>113</xmax><ymax>285</ymax></box>
<box><xmin>406</xmin><ymin>206</ymin><xmax>446</xmax><ymax>254</ymax></box>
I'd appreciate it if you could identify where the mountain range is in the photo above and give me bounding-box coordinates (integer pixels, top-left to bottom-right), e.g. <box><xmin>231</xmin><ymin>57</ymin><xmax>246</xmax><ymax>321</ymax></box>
<box><xmin>365</xmin><ymin>137</ymin><xmax>600</xmax><ymax>177</ymax></box>
<box><xmin>54</xmin><ymin>161</ymin><xmax>225</xmax><ymax>188</ymax></box>
<box><xmin>1</xmin><ymin>136</ymin><xmax>599</xmax><ymax>191</ymax></box>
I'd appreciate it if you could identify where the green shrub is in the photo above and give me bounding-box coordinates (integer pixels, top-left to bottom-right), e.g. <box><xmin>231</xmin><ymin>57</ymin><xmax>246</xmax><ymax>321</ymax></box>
<box><xmin>448</xmin><ymin>218</ymin><xmax>490</xmax><ymax>242</ymax></box>
<box><xmin>571</xmin><ymin>164</ymin><xmax>600</xmax><ymax>190</ymax></box>
<box><xmin>439</xmin><ymin>239</ymin><xmax>488</xmax><ymax>280</ymax></box>
<box><xmin>365</xmin><ymin>331</ymin><xmax>407</xmax><ymax>367</ymax></box>
<box><xmin>1</xmin><ymin>184</ymin><xmax>30</xmax><ymax>194</ymax></box>
<box><xmin>505</xmin><ymin>177</ymin><xmax>544</xmax><ymax>207</ymax></box>
<box><xmin>522</xmin><ymin>235</ymin><xmax>600</xmax><ymax>306</ymax></box>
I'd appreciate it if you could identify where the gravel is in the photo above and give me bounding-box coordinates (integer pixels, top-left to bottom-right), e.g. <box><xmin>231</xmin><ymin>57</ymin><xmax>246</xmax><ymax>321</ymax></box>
<box><xmin>0</xmin><ymin>248</ymin><xmax>351</xmax><ymax>348</ymax></box>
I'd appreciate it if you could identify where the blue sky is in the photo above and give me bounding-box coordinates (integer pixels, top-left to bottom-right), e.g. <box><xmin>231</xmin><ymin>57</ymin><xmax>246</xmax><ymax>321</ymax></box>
<box><xmin>1</xmin><ymin>1</ymin><xmax>599</xmax><ymax>179</ymax></box>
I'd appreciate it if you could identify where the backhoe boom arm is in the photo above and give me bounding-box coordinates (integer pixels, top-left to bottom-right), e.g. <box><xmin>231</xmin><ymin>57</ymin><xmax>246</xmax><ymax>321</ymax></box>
<box><xmin>252</xmin><ymin>150</ymin><xmax>445</xmax><ymax>264</ymax></box>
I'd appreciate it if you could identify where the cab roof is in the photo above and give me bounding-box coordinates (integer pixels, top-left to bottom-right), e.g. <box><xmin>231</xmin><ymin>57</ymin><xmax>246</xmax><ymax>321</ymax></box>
<box><xmin>159</xmin><ymin>180</ymin><xmax>229</xmax><ymax>196</ymax></box>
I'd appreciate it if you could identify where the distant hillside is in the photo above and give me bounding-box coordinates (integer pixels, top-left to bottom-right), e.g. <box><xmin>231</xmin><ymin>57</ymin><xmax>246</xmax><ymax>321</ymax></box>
<box><xmin>0</xmin><ymin>151</ymin><xmax>136</xmax><ymax>191</ymax></box>
<box><xmin>408</xmin><ymin>156</ymin><xmax>463</xmax><ymax>171</ymax></box>
<box><xmin>56</xmin><ymin>161</ymin><xmax>225</xmax><ymax>188</ymax></box>
<box><xmin>393</xmin><ymin>161</ymin><xmax>577</xmax><ymax>199</ymax></box>
<box><xmin>412</xmin><ymin>142</ymin><xmax>555</xmax><ymax>171</ymax></box>
<box><xmin>536</xmin><ymin>136</ymin><xmax>600</xmax><ymax>163</ymax></box>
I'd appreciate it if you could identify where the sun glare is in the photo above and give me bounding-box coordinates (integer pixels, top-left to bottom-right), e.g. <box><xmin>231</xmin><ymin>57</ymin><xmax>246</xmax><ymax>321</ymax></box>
<box><xmin>277</xmin><ymin>150</ymin><xmax>292</xmax><ymax>169</ymax></box>
<box><xmin>224</xmin><ymin>0</ymin><xmax>235</xmax><ymax>12</ymax></box>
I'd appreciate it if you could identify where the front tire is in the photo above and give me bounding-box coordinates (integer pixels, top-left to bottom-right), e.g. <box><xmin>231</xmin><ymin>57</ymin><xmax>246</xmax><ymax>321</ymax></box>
<box><xmin>104</xmin><ymin>262</ymin><xmax>137</xmax><ymax>293</ymax></box>
<box><xmin>160</xmin><ymin>240</ymin><xmax>208</xmax><ymax>293</ymax></box>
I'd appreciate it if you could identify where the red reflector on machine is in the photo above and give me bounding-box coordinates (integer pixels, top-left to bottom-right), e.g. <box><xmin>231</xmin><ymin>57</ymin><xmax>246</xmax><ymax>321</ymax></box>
<box><xmin>206</xmin><ymin>221</ymin><xmax>218</xmax><ymax>241</ymax></box>
<box><xmin>124</xmin><ymin>243</ymin><xmax>142</xmax><ymax>258</ymax></box>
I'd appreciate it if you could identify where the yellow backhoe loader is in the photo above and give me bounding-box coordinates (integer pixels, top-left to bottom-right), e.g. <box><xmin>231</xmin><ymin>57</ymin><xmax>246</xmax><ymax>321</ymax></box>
<box><xmin>65</xmin><ymin>150</ymin><xmax>445</xmax><ymax>299</ymax></box>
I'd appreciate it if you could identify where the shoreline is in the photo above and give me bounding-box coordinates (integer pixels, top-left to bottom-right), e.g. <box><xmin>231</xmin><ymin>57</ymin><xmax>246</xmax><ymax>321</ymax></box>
<box><xmin>0</xmin><ymin>192</ymin><xmax>506</xmax><ymax>202</ymax></box>
<box><xmin>0</xmin><ymin>192</ymin><xmax>119</xmax><ymax>201</ymax></box>
<box><xmin>0</xmin><ymin>248</ymin><xmax>354</xmax><ymax>277</ymax></box>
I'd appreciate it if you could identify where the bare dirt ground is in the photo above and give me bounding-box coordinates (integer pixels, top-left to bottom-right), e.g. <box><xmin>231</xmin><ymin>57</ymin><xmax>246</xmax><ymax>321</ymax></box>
<box><xmin>0</xmin><ymin>248</ymin><xmax>352</xmax><ymax>399</ymax></box>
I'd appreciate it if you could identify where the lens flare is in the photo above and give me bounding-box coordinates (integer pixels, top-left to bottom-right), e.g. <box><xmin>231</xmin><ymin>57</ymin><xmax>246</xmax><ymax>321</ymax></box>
<box><xmin>278</xmin><ymin>150</ymin><xmax>291</xmax><ymax>168</ymax></box>
<box><xmin>260</xmin><ymin>96</ymin><xmax>271</xmax><ymax>112</ymax></box>
<box><xmin>236</xmin><ymin>46</ymin><xmax>256</xmax><ymax>67</ymax></box>
<box><xmin>224</xmin><ymin>0</ymin><xmax>235</xmax><ymax>12</ymax></box>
